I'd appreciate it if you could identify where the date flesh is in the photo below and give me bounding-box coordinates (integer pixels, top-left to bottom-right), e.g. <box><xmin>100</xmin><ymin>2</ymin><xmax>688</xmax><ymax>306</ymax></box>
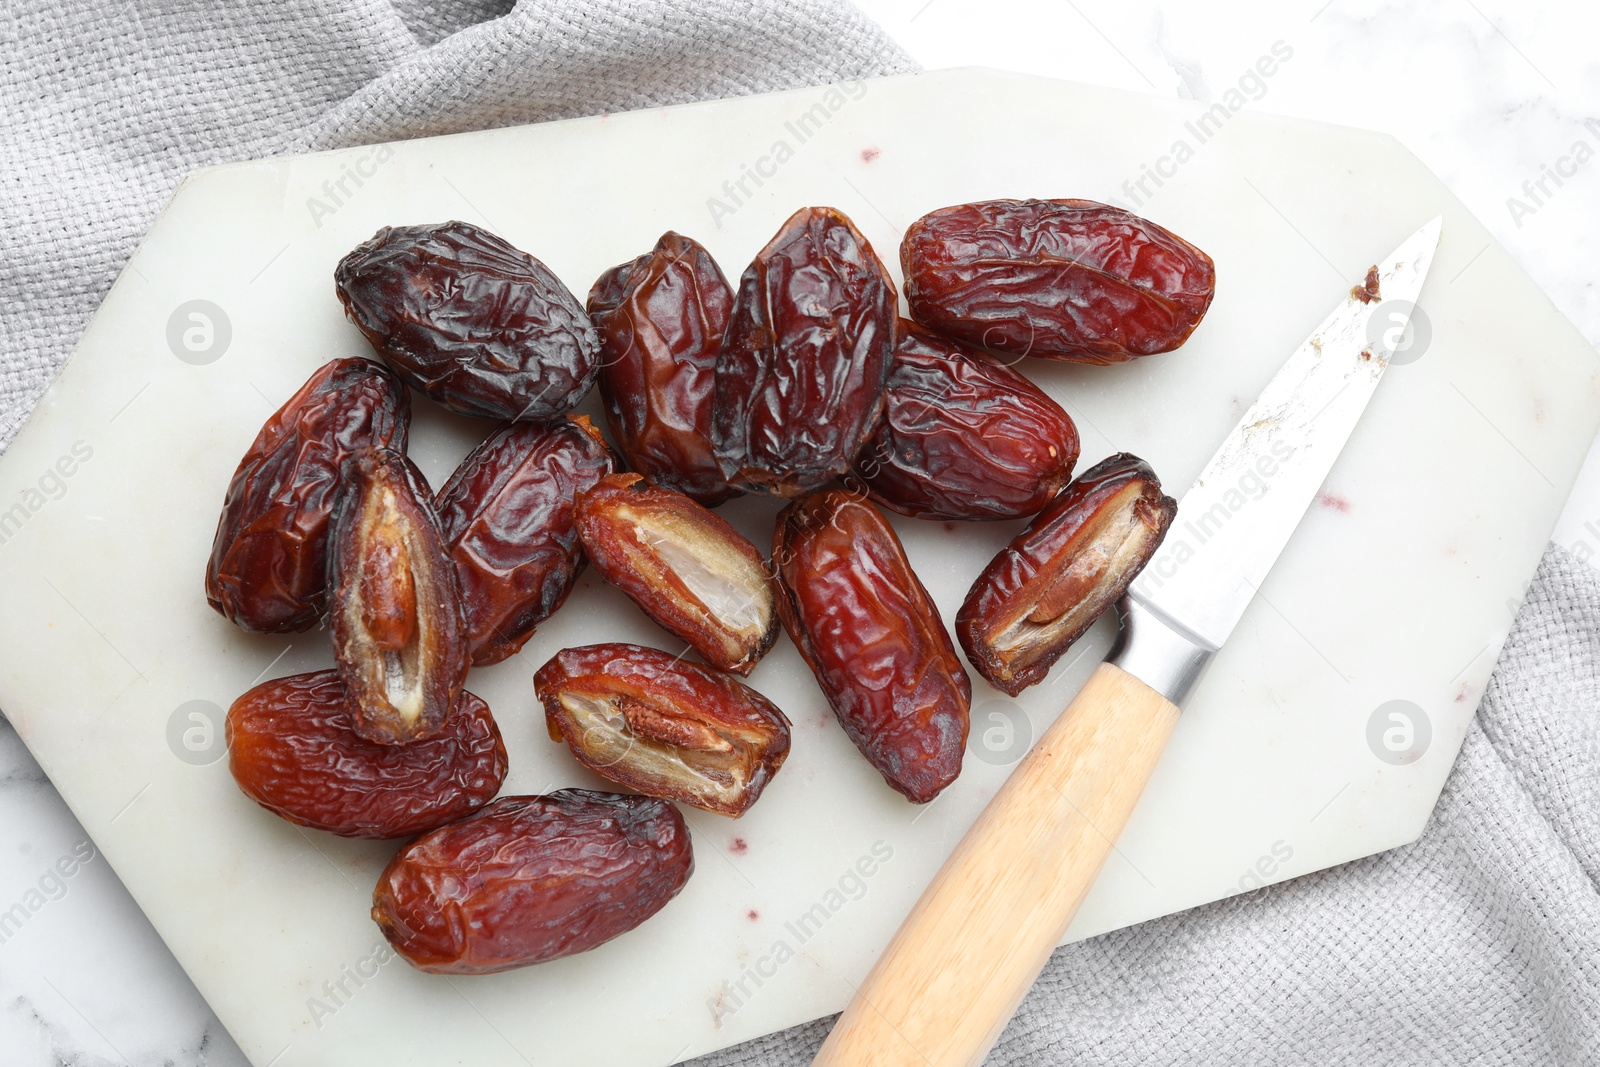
<box><xmin>957</xmin><ymin>454</ymin><xmax>1176</xmax><ymax>696</ymax></box>
<box><xmin>773</xmin><ymin>492</ymin><xmax>970</xmax><ymax>803</ymax></box>
<box><xmin>205</xmin><ymin>358</ymin><xmax>409</xmax><ymax>633</ymax></box>
<box><xmin>536</xmin><ymin>643</ymin><xmax>791</xmax><ymax>817</ymax></box>
<box><xmin>335</xmin><ymin>221</ymin><xmax>600</xmax><ymax>421</ymax></box>
<box><xmin>901</xmin><ymin>199</ymin><xmax>1216</xmax><ymax>364</ymax></box>
<box><xmin>227</xmin><ymin>670</ymin><xmax>506</xmax><ymax>839</ymax></box>
<box><xmin>329</xmin><ymin>448</ymin><xmax>468</xmax><ymax>744</ymax></box>
<box><xmin>372</xmin><ymin>790</ymin><xmax>693</xmax><ymax>974</ymax></box>
<box><xmin>853</xmin><ymin>321</ymin><xmax>1081</xmax><ymax>520</ymax></box>
<box><xmin>575</xmin><ymin>474</ymin><xmax>777</xmax><ymax>675</ymax></box>
<box><xmin>588</xmin><ymin>232</ymin><xmax>738</xmax><ymax>505</ymax></box>
<box><xmin>435</xmin><ymin>416</ymin><xmax>615</xmax><ymax>665</ymax></box>
<box><xmin>713</xmin><ymin>207</ymin><xmax>897</xmax><ymax>497</ymax></box>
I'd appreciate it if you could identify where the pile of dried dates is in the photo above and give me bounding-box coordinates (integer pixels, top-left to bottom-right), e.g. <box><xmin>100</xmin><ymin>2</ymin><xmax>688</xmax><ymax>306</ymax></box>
<box><xmin>205</xmin><ymin>198</ymin><xmax>1212</xmax><ymax>975</ymax></box>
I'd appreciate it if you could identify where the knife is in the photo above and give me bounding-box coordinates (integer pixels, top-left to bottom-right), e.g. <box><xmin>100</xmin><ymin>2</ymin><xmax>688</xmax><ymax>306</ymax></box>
<box><xmin>811</xmin><ymin>217</ymin><xmax>1444</xmax><ymax>1067</ymax></box>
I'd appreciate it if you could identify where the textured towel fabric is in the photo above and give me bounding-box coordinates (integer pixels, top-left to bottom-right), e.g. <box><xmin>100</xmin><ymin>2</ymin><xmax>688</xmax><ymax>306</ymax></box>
<box><xmin>2</xmin><ymin>4</ymin><xmax>1595</xmax><ymax>1066</ymax></box>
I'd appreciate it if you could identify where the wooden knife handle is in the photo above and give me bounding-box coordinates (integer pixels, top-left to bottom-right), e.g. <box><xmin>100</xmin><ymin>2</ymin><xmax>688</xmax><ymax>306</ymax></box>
<box><xmin>811</xmin><ymin>661</ymin><xmax>1180</xmax><ymax>1067</ymax></box>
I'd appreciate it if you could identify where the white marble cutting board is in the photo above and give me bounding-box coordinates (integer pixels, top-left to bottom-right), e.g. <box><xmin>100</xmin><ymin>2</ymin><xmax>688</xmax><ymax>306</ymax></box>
<box><xmin>0</xmin><ymin>67</ymin><xmax>1595</xmax><ymax>1067</ymax></box>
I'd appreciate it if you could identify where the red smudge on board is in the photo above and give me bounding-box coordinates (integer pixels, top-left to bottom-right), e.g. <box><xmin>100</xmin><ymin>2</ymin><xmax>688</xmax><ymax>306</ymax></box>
<box><xmin>730</xmin><ymin>837</ymin><xmax>749</xmax><ymax>855</ymax></box>
<box><xmin>1317</xmin><ymin>492</ymin><xmax>1352</xmax><ymax>514</ymax></box>
<box><xmin>860</xmin><ymin>147</ymin><xmax>881</xmax><ymax>163</ymax></box>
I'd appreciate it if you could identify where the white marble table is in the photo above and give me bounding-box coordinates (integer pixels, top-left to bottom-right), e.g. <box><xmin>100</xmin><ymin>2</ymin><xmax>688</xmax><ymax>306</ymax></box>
<box><xmin>2</xmin><ymin>2</ymin><xmax>1596</xmax><ymax>1064</ymax></box>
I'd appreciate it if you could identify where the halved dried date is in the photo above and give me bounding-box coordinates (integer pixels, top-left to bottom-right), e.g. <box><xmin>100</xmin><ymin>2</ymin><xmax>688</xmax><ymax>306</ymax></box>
<box><xmin>901</xmin><ymin>199</ymin><xmax>1216</xmax><ymax>364</ymax></box>
<box><xmin>335</xmin><ymin>221</ymin><xmax>600</xmax><ymax>421</ymax></box>
<box><xmin>773</xmin><ymin>491</ymin><xmax>970</xmax><ymax>803</ymax></box>
<box><xmin>205</xmin><ymin>358</ymin><xmax>409</xmax><ymax>633</ymax></box>
<box><xmin>588</xmin><ymin>232</ymin><xmax>738</xmax><ymax>505</ymax></box>
<box><xmin>957</xmin><ymin>454</ymin><xmax>1176</xmax><ymax>695</ymax></box>
<box><xmin>226</xmin><ymin>670</ymin><xmax>506</xmax><ymax>839</ymax></box>
<box><xmin>712</xmin><ymin>207</ymin><xmax>897</xmax><ymax>497</ymax></box>
<box><xmin>852</xmin><ymin>321</ymin><xmax>1080</xmax><ymax>520</ymax></box>
<box><xmin>575</xmin><ymin>474</ymin><xmax>777</xmax><ymax>675</ymax></box>
<box><xmin>535</xmin><ymin>643</ymin><xmax>790</xmax><ymax>817</ymax></box>
<box><xmin>329</xmin><ymin>448</ymin><xmax>468</xmax><ymax>744</ymax></box>
<box><xmin>372</xmin><ymin>790</ymin><xmax>693</xmax><ymax>974</ymax></box>
<box><xmin>435</xmin><ymin>416</ymin><xmax>615</xmax><ymax>665</ymax></box>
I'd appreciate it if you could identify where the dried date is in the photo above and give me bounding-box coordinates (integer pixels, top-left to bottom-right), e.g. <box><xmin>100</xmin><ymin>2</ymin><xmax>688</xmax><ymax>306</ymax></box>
<box><xmin>226</xmin><ymin>670</ymin><xmax>506</xmax><ymax>839</ymax></box>
<box><xmin>435</xmin><ymin>416</ymin><xmax>615</xmax><ymax>665</ymax></box>
<box><xmin>535</xmin><ymin>643</ymin><xmax>790</xmax><ymax>817</ymax></box>
<box><xmin>712</xmin><ymin>207</ymin><xmax>897</xmax><ymax>497</ymax></box>
<box><xmin>335</xmin><ymin>221</ymin><xmax>600</xmax><ymax>421</ymax></box>
<box><xmin>205</xmin><ymin>358</ymin><xmax>409</xmax><ymax>633</ymax></box>
<box><xmin>901</xmin><ymin>199</ymin><xmax>1216</xmax><ymax>364</ymax></box>
<box><xmin>773</xmin><ymin>491</ymin><xmax>970</xmax><ymax>803</ymax></box>
<box><xmin>957</xmin><ymin>454</ymin><xmax>1176</xmax><ymax>695</ymax></box>
<box><xmin>372</xmin><ymin>790</ymin><xmax>693</xmax><ymax>974</ymax></box>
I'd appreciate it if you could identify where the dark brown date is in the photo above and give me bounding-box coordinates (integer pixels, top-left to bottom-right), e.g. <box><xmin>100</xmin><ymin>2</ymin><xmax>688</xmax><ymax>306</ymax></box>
<box><xmin>901</xmin><ymin>199</ymin><xmax>1216</xmax><ymax>364</ymax></box>
<box><xmin>226</xmin><ymin>670</ymin><xmax>506</xmax><ymax>839</ymax></box>
<box><xmin>205</xmin><ymin>358</ymin><xmax>409</xmax><ymax>633</ymax></box>
<box><xmin>535</xmin><ymin>643</ymin><xmax>791</xmax><ymax>817</ymax></box>
<box><xmin>773</xmin><ymin>491</ymin><xmax>970</xmax><ymax>803</ymax></box>
<box><xmin>588</xmin><ymin>232</ymin><xmax>738</xmax><ymax>505</ymax></box>
<box><xmin>435</xmin><ymin>416</ymin><xmax>615</xmax><ymax>665</ymax></box>
<box><xmin>957</xmin><ymin>454</ymin><xmax>1176</xmax><ymax>695</ymax></box>
<box><xmin>852</xmin><ymin>321</ymin><xmax>1081</xmax><ymax>520</ymax></box>
<box><xmin>712</xmin><ymin>207</ymin><xmax>897</xmax><ymax>497</ymax></box>
<box><xmin>329</xmin><ymin>448</ymin><xmax>468</xmax><ymax>744</ymax></box>
<box><xmin>335</xmin><ymin>221</ymin><xmax>600</xmax><ymax>421</ymax></box>
<box><xmin>575</xmin><ymin>474</ymin><xmax>777</xmax><ymax>675</ymax></box>
<box><xmin>372</xmin><ymin>790</ymin><xmax>693</xmax><ymax>974</ymax></box>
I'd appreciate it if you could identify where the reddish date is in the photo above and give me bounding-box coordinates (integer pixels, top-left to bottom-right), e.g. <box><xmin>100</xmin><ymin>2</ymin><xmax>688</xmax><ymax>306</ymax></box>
<box><xmin>852</xmin><ymin>321</ymin><xmax>1080</xmax><ymax>520</ymax></box>
<box><xmin>575</xmin><ymin>474</ymin><xmax>777</xmax><ymax>675</ymax></box>
<box><xmin>372</xmin><ymin>790</ymin><xmax>693</xmax><ymax>974</ymax></box>
<box><xmin>901</xmin><ymin>199</ymin><xmax>1216</xmax><ymax>364</ymax></box>
<box><xmin>535</xmin><ymin>643</ymin><xmax>791</xmax><ymax>817</ymax></box>
<box><xmin>957</xmin><ymin>454</ymin><xmax>1176</xmax><ymax>695</ymax></box>
<box><xmin>227</xmin><ymin>670</ymin><xmax>506</xmax><ymax>839</ymax></box>
<box><xmin>773</xmin><ymin>491</ymin><xmax>970</xmax><ymax>803</ymax></box>
<box><xmin>335</xmin><ymin>221</ymin><xmax>600</xmax><ymax>421</ymax></box>
<box><xmin>329</xmin><ymin>448</ymin><xmax>468</xmax><ymax>744</ymax></box>
<box><xmin>588</xmin><ymin>232</ymin><xmax>738</xmax><ymax>505</ymax></box>
<box><xmin>205</xmin><ymin>358</ymin><xmax>409</xmax><ymax>633</ymax></box>
<box><xmin>435</xmin><ymin>416</ymin><xmax>615</xmax><ymax>665</ymax></box>
<box><xmin>713</xmin><ymin>207</ymin><xmax>897</xmax><ymax>497</ymax></box>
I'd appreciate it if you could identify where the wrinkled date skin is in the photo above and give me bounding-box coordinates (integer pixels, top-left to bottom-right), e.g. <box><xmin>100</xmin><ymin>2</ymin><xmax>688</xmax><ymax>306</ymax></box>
<box><xmin>957</xmin><ymin>454</ymin><xmax>1176</xmax><ymax>696</ymax></box>
<box><xmin>205</xmin><ymin>358</ymin><xmax>409</xmax><ymax>633</ymax></box>
<box><xmin>226</xmin><ymin>670</ymin><xmax>507</xmax><ymax>839</ymax></box>
<box><xmin>901</xmin><ymin>199</ymin><xmax>1217</xmax><ymax>364</ymax></box>
<box><xmin>712</xmin><ymin>207</ymin><xmax>897</xmax><ymax>497</ymax></box>
<box><xmin>588</xmin><ymin>232</ymin><xmax>738</xmax><ymax>505</ymax></box>
<box><xmin>435</xmin><ymin>416</ymin><xmax>615</xmax><ymax>665</ymax></box>
<box><xmin>852</xmin><ymin>321</ymin><xmax>1081</xmax><ymax>520</ymax></box>
<box><xmin>330</xmin><ymin>448</ymin><xmax>469</xmax><ymax>744</ymax></box>
<box><xmin>535</xmin><ymin>643</ymin><xmax>791</xmax><ymax>817</ymax></box>
<box><xmin>372</xmin><ymin>790</ymin><xmax>693</xmax><ymax>974</ymax></box>
<box><xmin>773</xmin><ymin>492</ymin><xmax>970</xmax><ymax>803</ymax></box>
<box><xmin>575</xmin><ymin>474</ymin><xmax>777</xmax><ymax>675</ymax></box>
<box><xmin>335</xmin><ymin>221</ymin><xmax>600</xmax><ymax>421</ymax></box>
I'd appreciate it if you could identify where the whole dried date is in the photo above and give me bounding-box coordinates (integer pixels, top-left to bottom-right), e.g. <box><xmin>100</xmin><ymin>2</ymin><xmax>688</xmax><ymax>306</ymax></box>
<box><xmin>329</xmin><ymin>448</ymin><xmax>468</xmax><ymax>744</ymax></box>
<box><xmin>852</xmin><ymin>321</ymin><xmax>1080</xmax><ymax>520</ymax></box>
<box><xmin>957</xmin><ymin>454</ymin><xmax>1176</xmax><ymax>695</ymax></box>
<box><xmin>712</xmin><ymin>207</ymin><xmax>897</xmax><ymax>497</ymax></box>
<box><xmin>372</xmin><ymin>790</ymin><xmax>693</xmax><ymax>974</ymax></box>
<box><xmin>575</xmin><ymin>474</ymin><xmax>777</xmax><ymax>674</ymax></box>
<box><xmin>335</xmin><ymin>221</ymin><xmax>600</xmax><ymax>421</ymax></box>
<box><xmin>535</xmin><ymin>643</ymin><xmax>790</xmax><ymax>817</ymax></box>
<box><xmin>227</xmin><ymin>670</ymin><xmax>506</xmax><ymax>839</ymax></box>
<box><xmin>773</xmin><ymin>491</ymin><xmax>970</xmax><ymax>803</ymax></box>
<box><xmin>588</xmin><ymin>232</ymin><xmax>738</xmax><ymax>505</ymax></box>
<box><xmin>205</xmin><ymin>358</ymin><xmax>409</xmax><ymax>633</ymax></box>
<box><xmin>901</xmin><ymin>199</ymin><xmax>1216</xmax><ymax>364</ymax></box>
<box><xmin>435</xmin><ymin>416</ymin><xmax>615</xmax><ymax>665</ymax></box>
